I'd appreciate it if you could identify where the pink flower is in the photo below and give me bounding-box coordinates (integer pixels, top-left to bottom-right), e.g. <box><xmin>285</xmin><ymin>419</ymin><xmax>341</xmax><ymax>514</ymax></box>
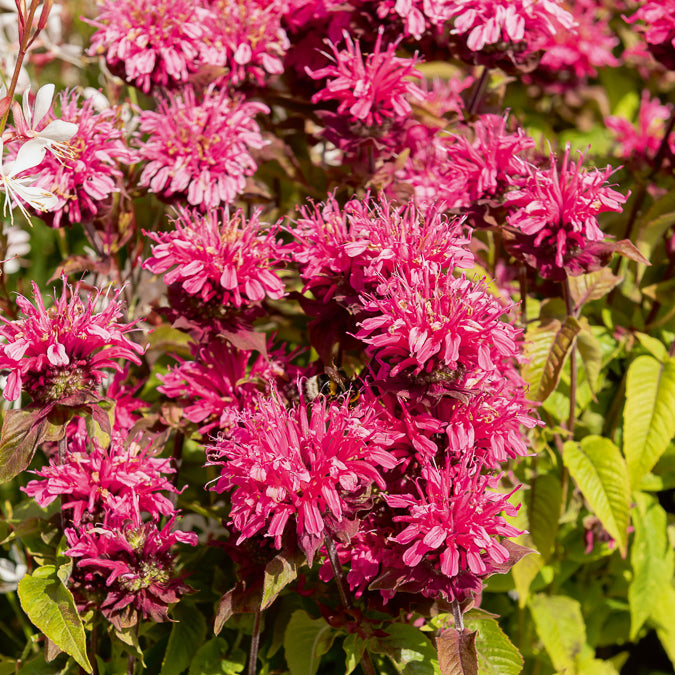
<box><xmin>65</xmin><ymin>507</ymin><xmax>197</xmax><ymax>628</ymax></box>
<box><xmin>624</xmin><ymin>0</ymin><xmax>675</xmax><ymax>70</ymax></box>
<box><xmin>23</xmin><ymin>431</ymin><xmax>178</xmax><ymax>526</ymax></box>
<box><xmin>606</xmin><ymin>91</ymin><xmax>674</xmax><ymax>163</ymax></box>
<box><xmin>136</xmin><ymin>86</ymin><xmax>268</xmax><ymax>209</ymax></box>
<box><xmin>0</xmin><ymin>278</ymin><xmax>143</xmax><ymax>403</ymax></box>
<box><xmin>209</xmin><ymin>392</ymin><xmax>401</xmax><ymax>563</ymax></box>
<box><xmin>505</xmin><ymin>145</ymin><xmax>628</xmax><ymax>279</ymax></box>
<box><xmin>306</xmin><ymin>29</ymin><xmax>425</xmax><ymax>128</ymax></box>
<box><xmin>31</xmin><ymin>90</ymin><xmax>137</xmax><ymax>228</ymax></box>
<box><xmin>86</xmin><ymin>0</ymin><xmax>212</xmax><ymax>92</ymax></box>
<box><xmin>383</xmin><ymin>461</ymin><xmax>521</xmax><ymax>602</ymax></box>
<box><xmin>144</xmin><ymin>205</ymin><xmax>287</xmax><ymax>318</ymax></box>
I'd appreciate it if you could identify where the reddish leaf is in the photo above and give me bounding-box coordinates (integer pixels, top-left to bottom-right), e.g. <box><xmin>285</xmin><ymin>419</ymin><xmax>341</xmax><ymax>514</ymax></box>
<box><xmin>214</xmin><ymin>581</ymin><xmax>262</xmax><ymax>635</ymax></box>
<box><xmin>0</xmin><ymin>409</ymin><xmax>49</xmax><ymax>483</ymax></box>
<box><xmin>437</xmin><ymin>628</ymin><xmax>478</xmax><ymax>675</ymax></box>
<box><xmin>218</xmin><ymin>327</ymin><xmax>268</xmax><ymax>357</ymax></box>
<box><xmin>487</xmin><ymin>540</ymin><xmax>537</xmax><ymax>575</ymax></box>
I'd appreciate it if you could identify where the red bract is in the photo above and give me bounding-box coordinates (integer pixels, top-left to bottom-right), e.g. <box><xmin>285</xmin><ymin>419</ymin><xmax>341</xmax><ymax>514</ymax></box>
<box><xmin>23</xmin><ymin>432</ymin><xmax>178</xmax><ymax>526</ymax></box>
<box><xmin>0</xmin><ymin>279</ymin><xmax>143</xmax><ymax>403</ymax></box>
<box><xmin>209</xmin><ymin>392</ymin><xmax>401</xmax><ymax>563</ymax></box>
<box><xmin>31</xmin><ymin>91</ymin><xmax>136</xmax><ymax>228</ymax></box>
<box><xmin>505</xmin><ymin>145</ymin><xmax>628</xmax><ymax>279</ymax></box>
<box><xmin>137</xmin><ymin>86</ymin><xmax>268</xmax><ymax>209</ymax></box>
<box><xmin>307</xmin><ymin>29</ymin><xmax>425</xmax><ymax>128</ymax></box>
<box><xmin>65</xmin><ymin>509</ymin><xmax>197</xmax><ymax>629</ymax></box>
<box><xmin>86</xmin><ymin>0</ymin><xmax>212</xmax><ymax>92</ymax></box>
<box><xmin>145</xmin><ymin>205</ymin><xmax>287</xmax><ymax>311</ymax></box>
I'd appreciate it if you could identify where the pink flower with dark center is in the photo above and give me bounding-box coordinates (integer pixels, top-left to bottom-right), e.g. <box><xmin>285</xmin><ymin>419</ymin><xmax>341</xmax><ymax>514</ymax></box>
<box><xmin>65</xmin><ymin>507</ymin><xmax>197</xmax><ymax>628</ymax></box>
<box><xmin>30</xmin><ymin>91</ymin><xmax>136</xmax><ymax>228</ymax></box>
<box><xmin>306</xmin><ymin>29</ymin><xmax>425</xmax><ymax>128</ymax></box>
<box><xmin>86</xmin><ymin>0</ymin><xmax>212</xmax><ymax>92</ymax></box>
<box><xmin>0</xmin><ymin>278</ymin><xmax>144</xmax><ymax>403</ymax></box>
<box><xmin>201</xmin><ymin>0</ymin><xmax>289</xmax><ymax>86</ymax></box>
<box><xmin>505</xmin><ymin>145</ymin><xmax>628</xmax><ymax>279</ymax></box>
<box><xmin>606</xmin><ymin>91</ymin><xmax>674</xmax><ymax>164</ymax></box>
<box><xmin>624</xmin><ymin>0</ymin><xmax>675</xmax><ymax>70</ymax></box>
<box><xmin>355</xmin><ymin>268</ymin><xmax>522</xmax><ymax>384</ymax></box>
<box><xmin>383</xmin><ymin>461</ymin><xmax>521</xmax><ymax>602</ymax></box>
<box><xmin>209</xmin><ymin>391</ymin><xmax>401</xmax><ymax>563</ymax></box>
<box><xmin>23</xmin><ymin>432</ymin><xmax>178</xmax><ymax>526</ymax></box>
<box><xmin>136</xmin><ymin>86</ymin><xmax>268</xmax><ymax>209</ymax></box>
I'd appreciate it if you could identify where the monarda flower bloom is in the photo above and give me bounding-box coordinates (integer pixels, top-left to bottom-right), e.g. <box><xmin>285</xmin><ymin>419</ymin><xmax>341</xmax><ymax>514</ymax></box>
<box><xmin>23</xmin><ymin>432</ymin><xmax>178</xmax><ymax>526</ymax></box>
<box><xmin>306</xmin><ymin>29</ymin><xmax>425</xmax><ymax>128</ymax></box>
<box><xmin>624</xmin><ymin>0</ymin><xmax>675</xmax><ymax>70</ymax></box>
<box><xmin>144</xmin><ymin>206</ymin><xmax>287</xmax><ymax>327</ymax></box>
<box><xmin>201</xmin><ymin>0</ymin><xmax>289</xmax><ymax>86</ymax></box>
<box><xmin>444</xmin><ymin>0</ymin><xmax>576</xmax><ymax>70</ymax></box>
<box><xmin>136</xmin><ymin>86</ymin><xmax>268</xmax><ymax>209</ymax></box>
<box><xmin>31</xmin><ymin>90</ymin><xmax>137</xmax><ymax>228</ymax></box>
<box><xmin>65</xmin><ymin>507</ymin><xmax>197</xmax><ymax>629</ymax></box>
<box><xmin>504</xmin><ymin>145</ymin><xmax>628</xmax><ymax>280</ymax></box>
<box><xmin>0</xmin><ymin>278</ymin><xmax>144</xmax><ymax>404</ymax></box>
<box><xmin>86</xmin><ymin>0</ymin><xmax>213</xmax><ymax>92</ymax></box>
<box><xmin>209</xmin><ymin>391</ymin><xmax>401</xmax><ymax>564</ymax></box>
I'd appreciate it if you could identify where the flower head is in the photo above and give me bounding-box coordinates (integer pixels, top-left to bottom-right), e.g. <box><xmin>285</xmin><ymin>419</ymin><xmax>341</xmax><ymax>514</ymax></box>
<box><xmin>136</xmin><ymin>86</ymin><xmax>268</xmax><ymax>209</ymax></box>
<box><xmin>0</xmin><ymin>278</ymin><xmax>143</xmax><ymax>403</ymax></box>
<box><xmin>624</xmin><ymin>0</ymin><xmax>675</xmax><ymax>70</ymax></box>
<box><xmin>210</xmin><ymin>391</ymin><xmax>401</xmax><ymax>563</ymax></box>
<box><xmin>505</xmin><ymin>145</ymin><xmax>628</xmax><ymax>279</ymax></box>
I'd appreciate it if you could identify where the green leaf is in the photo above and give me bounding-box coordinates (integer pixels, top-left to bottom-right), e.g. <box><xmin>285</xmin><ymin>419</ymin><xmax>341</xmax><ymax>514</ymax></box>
<box><xmin>283</xmin><ymin>610</ymin><xmax>335</xmax><ymax>675</ymax></box>
<box><xmin>188</xmin><ymin>638</ymin><xmax>246</xmax><ymax>675</ymax></box>
<box><xmin>634</xmin><ymin>332</ymin><xmax>668</xmax><ymax>361</ymax></box>
<box><xmin>628</xmin><ymin>493</ymin><xmax>675</xmax><ymax>640</ymax></box>
<box><xmin>529</xmin><ymin>472</ymin><xmax>561</xmax><ymax>562</ymax></box>
<box><xmin>529</xmin><ymin>594</ymin><xmax>587</xmax><ymax>673</ymax></box>
<box><xmin>624</xmin><ymin>355</ymin><xmax>675</xmax><ymax>488</ymax></box>
<box><xmin>436</xmin><ymin>628</ymin><xmax>478</xmax><ymax>675</ymax></box>
<box><xmin>562</xmin><ymin>437</ymin><xmax>630</xmax><ymax>557</ymax></box>
<box><xmin>161</xmin><ymin>603</ymin><xmax>208</xmax><ymax>675</ymax></box>
<box><xmin>261</xmin><ymin>550</ymin><xmax>303</xmax><ymax>610</ymax></box>
<box><xmin>464</xmin><ymin>610</ymin><xmax>523</xmax><ymax>675</ymax></box>
<box><xmin>567</xmin><ymin>268</ymin><xmax>622</xmax><ymax>311</ymax></box>
<box><xmin>635</xmin><ymin>190</ymin><xmax>675</xmax><ymax>265</ymax></box>
<box><xmin>372</xmin><ymin>622</ymin><xmax>439</xmax><ymax>675</ymax></box>
<box><xmin>0</xmin><ymin>409</ymin><xmax>49</xmax><ymax>483</ymax></box>
<box><xmin>17</xmin><ymin>566</ymin><xmax>92</xmax><ymax>673</ymax></box>
<box><xmin>522</xmin><ymin>317</ymin><xmax>581</xmax><ymax>402</ymax></box>
<box><xmin>576</xmin><ymin>321</ymin><xmax>603</xmax><ymax>396</ymax></box>
<box><xmin>343</xmin><ymin>634</ymin><xmax>367</xmax><ymax>675</ymax></box>
<box><xmin>650</xmin><ymin>582</ymin><xmax>675</xmax><ymax>668</ymax></box>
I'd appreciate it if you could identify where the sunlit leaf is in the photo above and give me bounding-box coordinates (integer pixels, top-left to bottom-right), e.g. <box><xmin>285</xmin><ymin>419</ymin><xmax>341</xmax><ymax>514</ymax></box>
<box><xmin>464</xmin><ymin>609</ymin><xmax>523</xmax><ymax>675</ymax></box>
<box><xmin>436</xmin><ymin>627</ymin><xmax>478</xmax><ymax>675</ymax></box>
<box><xmin>283</xmin><ymin>610</ymin><xmax>335</xmax><ymax>675</ymax></box>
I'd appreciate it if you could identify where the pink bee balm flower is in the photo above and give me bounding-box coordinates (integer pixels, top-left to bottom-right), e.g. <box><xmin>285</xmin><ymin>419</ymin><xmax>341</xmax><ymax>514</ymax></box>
<box><xmin>65</xmin><ymin>507</ymin><xmax>197</xmax><ymax>628</ymax></box>
<box><xmin>137</xmin><ymin>86</ymin><xmax>269</xmax><ymax>209</ymax></box>
<box><xmin>505</xmin><ymin>145</ymin><xmax>628</xmax><ymax>279</ymax></box>
<box><xmin>624</xmin><ymin>0</ymin><xmax>675</xmax><ymax>70</ymax></box>
<box><xmin>144</xmin><ymin>205</ymin><xmax>287</xmax><ymax>311</ymax></box>
<box><xmin>384</xmin><ymin>461</ymin><xmax>522</xmax><ymax>602</ymax></box>
<box><xmin>23</xmin><ymin>431</ymin><xmax>179</xmax><ymax>526</ymax></box>
<box><xmin>0</xmin><ymin>278</ymin><xmax>144</xmax><ymax>403</ymax></box>
<box><xmin>209</xmin><ymin>391</ymin><xmax>401</xmax><ymax>564</ymax></box>
<box><xmin>86</xmin><ymin>0</ymin><xmax>212</xmax><ymax>92</ymax></box>
<box><xmin>306</xmin><ymin>29</ymin><xmax>425</xmax><ymax>128</ymax></box>
<box><xmin>31</xmin><ymin>90</ymin><xmax>137</xmax><ymax>228</ymax></box>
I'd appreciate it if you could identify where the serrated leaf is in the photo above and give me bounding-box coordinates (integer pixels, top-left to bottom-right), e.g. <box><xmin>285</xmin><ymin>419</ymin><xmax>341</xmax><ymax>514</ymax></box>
<box><xmin>0</xmin><ymin>409</ymin><xmax>49</xmax><ymax>483</ymax></box>
<box><xmin>562</xmin><ymin>437</ymin><xmax>630</xmax><ymax>557</ymax></box>
<box><xmin>283</xmin><ymin>610</ymin><xmax>335</xmax><ymax>675</ymax></box>
<box><xmin>529</xmin><ymin>594</ymin><xmax>586</xmax><ymax>673</ymax></box>
<box><xmin>529</xmin><ymin>472</ymin><xmax>561</xmax><ymax>562</ymax></box>
<box><xmin>161</xmin><ymin>603</ymin><xmax>207</xmax><ymax>675</ymax></box>
<box><xmin>628</xmin><ymin>493</ymin><xmax>674</xmax><ymax>640</ymax></box>
<box><xmin>464</xmin><ymin>609</ymin><xmax>523</xmax><ymax>675</ymax></box>
<box><xmin>373</xmin><ymin>622</ymin><xmax>438</xmax><ymax>675</ymax></box>
<box><xmin>522</xmin><ymin>317</ymin><xmax>581</xmax><ymax>402</ymax></box>
<box><xmin>567</xmin><ymin>268</ymin><xmax>622</xmax><ymax>311</ymax></box>
<box><xmin>261</xmin><ymin>550</ymin><xmax>303</xmax><ymax>610</ymax></box>
<box><xmin>343</xmin><ymin>634</ymin><xmax>367</xmax><ymax>675</ymax></box>
<box><xmin>436</xmin><ymin>628</ymin><xmax>478</xmax><ymax>675</ymax></box>
<box><xmin>17</xmin><ymin>566</ymin><xmax>92</xmax><ymax>673</ymax></box>
<box><xmin>634</xmin><ymin>332</ymin><xmax>668</xmax><ymax>361</ymax></box>
<box><xmin>624</xmin><ymin>355</ymin><xmax>675</xmax><ymax>488</ymax></box>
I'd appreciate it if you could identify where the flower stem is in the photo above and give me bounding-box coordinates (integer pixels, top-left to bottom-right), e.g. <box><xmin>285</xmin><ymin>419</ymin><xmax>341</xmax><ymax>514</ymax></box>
<box><xmin>247</xmin><ymin>609</ymin><xmax>262</xmax><ymax>675</ymax></box>
<box><xmin>324</xmin><ymin>536</ymin><xmax>377</xmax><ymax>675</ymax></box>
<box><xmin>451</xmin><ymin>599</ymin><xmax>464</xmax><ymax>631</ymax></box>
<box><xmin>562</xmin><ymin>277</ymin><xmax>577</xmax><ymax>436</ymax></box>
<box><xmin>467</xmin><ymin>67</ymin><xmax>489</xmax><ymax>116</ymax></box>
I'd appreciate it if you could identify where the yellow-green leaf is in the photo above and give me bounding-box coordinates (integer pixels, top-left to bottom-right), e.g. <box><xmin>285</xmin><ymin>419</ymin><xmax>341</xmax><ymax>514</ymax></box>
<box><xmin>464</xmin><ymin>609</ymin><xmax>523</xmax><ymax>675</ymax></box>
<box><xmin>529</xmin><ymin>472</ymin><xmax>562</xmax><ymax>562</ymax></box>
<box><xmin>624</xmin><ymin>355</ymin><xmax>675</xmax><ymax>488</ymax></box>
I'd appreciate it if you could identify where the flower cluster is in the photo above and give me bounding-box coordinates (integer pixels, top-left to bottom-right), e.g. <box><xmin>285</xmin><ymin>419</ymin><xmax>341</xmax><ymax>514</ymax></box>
<box><xmin>0</xmin><ymin>278</ymin><xmax>143</xmax><ymax>404</ymax></box>
<box><xmin>624</xmin><ymin>0</ymin><xmax>675</xmax><ymax>70</ymax></box>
